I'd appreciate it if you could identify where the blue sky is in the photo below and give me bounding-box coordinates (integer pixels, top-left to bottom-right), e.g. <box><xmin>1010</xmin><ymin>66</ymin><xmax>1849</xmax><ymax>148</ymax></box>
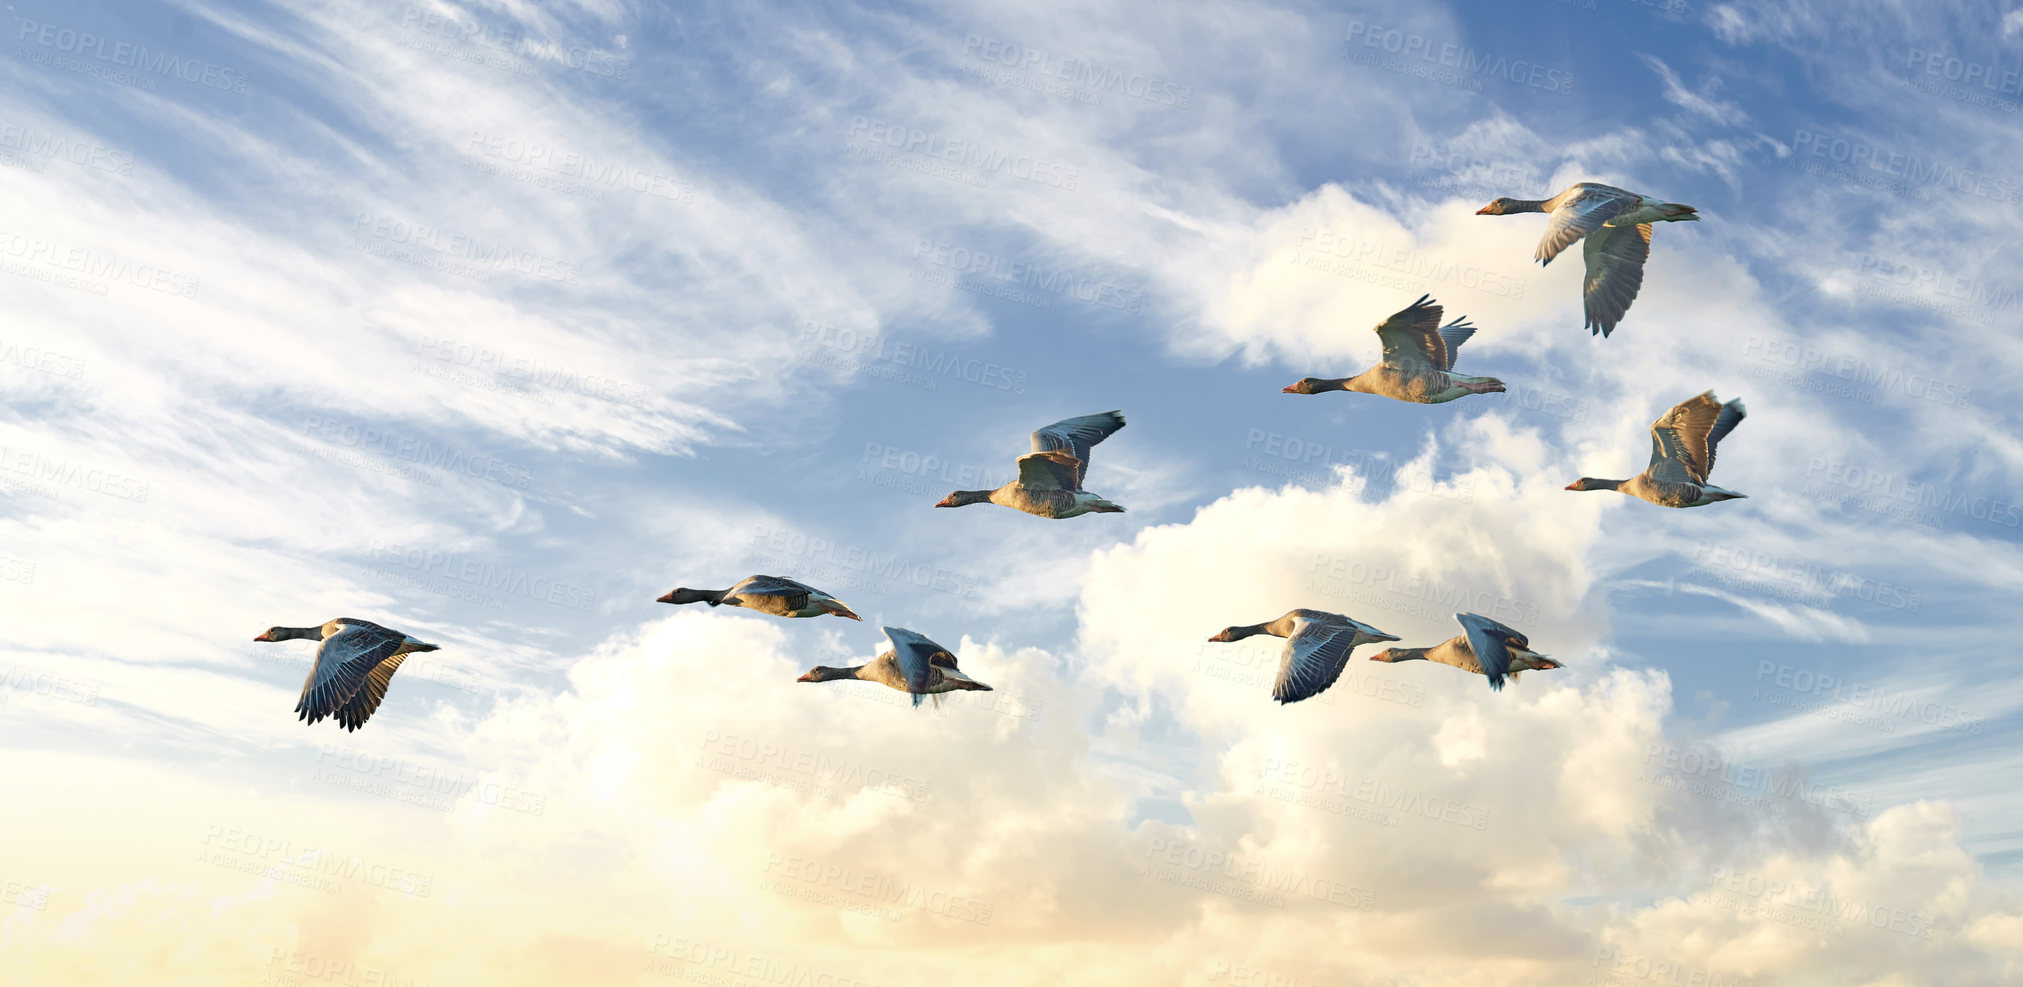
<box><xmin>3</xmin><ymin>0</ymin><xmax>2021</xmax><ymax>983</ymax></box>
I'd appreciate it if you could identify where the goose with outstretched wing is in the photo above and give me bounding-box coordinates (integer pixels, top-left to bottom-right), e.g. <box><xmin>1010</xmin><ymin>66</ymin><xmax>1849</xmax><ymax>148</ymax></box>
<box><xmin>1369</xmin><ymin>612</ymin><xmax>1562</xmax><ymax>692</ymax></box>
<box><xmin>1283</xmin><ymin>295</ymin><xmax>1505</xmax><ymax>404</ymax></box>
<box><xmin>1477</xmin><ymin>182</ymin><xmax>1698</xmax><ymax>337</ymax></box>
<box><xmin>1208</xmin><ymin>609</ymin><xmax>1401</xmax><ymax>704</ymax></box>
<box><xmin>657</xmin><ymin>574</ymin><xmax>860</xmax><ymax>620</ymax></box>
<box><xmin>797</xmin><ymin>626</ymin><xmax>993</xmax><ymax>708</ymax></box>
<box><xmin>935</xmin><ymin>411</ymin><xmax>1128</xmax><ymax>518</ymax></box>
<box><xmin>253</xmin><ymin>618</ymin><xmax>440</xmax><ymax>731</ymax></box>
<box><xmin>1566</xmin><ymin>391</ymin><xmax>1748</xmax><ymax>508</ymax></box>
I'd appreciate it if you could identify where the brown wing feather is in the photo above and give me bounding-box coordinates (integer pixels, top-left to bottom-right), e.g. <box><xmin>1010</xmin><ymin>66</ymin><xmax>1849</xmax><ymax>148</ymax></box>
<box><xmin>1646</xmin><ymin>391</ymin><xmax>1724</xmax><ymax>484</ymax></box>
<box><xmin>1016</xmin><ymin>450</ymin><xmax>1082</xmax><ymax>490</ymax></box>
<box><xmin>1373</xmin><ymin>295</ymin><xmax>1447</xmax><ymax>370</ymax></box>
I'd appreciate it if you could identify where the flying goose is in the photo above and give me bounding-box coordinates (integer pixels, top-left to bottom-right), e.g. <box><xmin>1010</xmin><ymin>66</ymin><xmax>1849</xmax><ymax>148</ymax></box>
<box><xmin>797</xmin><ymin>626</ymin><xmax>992</xmax><ymax>707</ymax></box>
<box><xmin>1208</xmin><ymin>609</ymin><xmax>1401</xmax><ymax>704</ymax></box>
<box><xmin>1282</xmin><ymin>295</ymin><xmax>1504</xmax><ymax>403</ymax></box>
<box><xmin>658</xmin><ymin>575</ymin><xmax>860</xmax><ymax>620</ymax></box>
<box><xmin>253</xmin><ymin>618</ymin><xmax>439</xmax><ymax>731</ymax></box>
<box><xmin>1368</xmin><ymin>612</ymin><xmax>1560</xmax><ymax>692</ymax></box>
<box><xmin>1476</xmin><ymin>183</ymin><xmax>1699</xmax><ymax>337</ymax></box>
<box><xmin>1566</xmin><ymin>391</ymin><xmax>1747</xmax><ymax>508</ymax></box>
<box><xmin>935</xmin><ymin>411</ymin><xmax>1127</xmax><ymax>518</ymax></box>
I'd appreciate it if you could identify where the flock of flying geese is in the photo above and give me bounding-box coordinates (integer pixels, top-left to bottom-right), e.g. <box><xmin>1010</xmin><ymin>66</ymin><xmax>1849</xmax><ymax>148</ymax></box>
<box><xmin>258</xmin><ymin>182</ymin><xmax>1747</xmax><ymax>725</ymax></box>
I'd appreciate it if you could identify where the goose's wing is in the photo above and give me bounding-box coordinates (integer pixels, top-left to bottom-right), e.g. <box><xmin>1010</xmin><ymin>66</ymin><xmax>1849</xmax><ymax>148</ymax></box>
<box><xmin>1434</xmin><ymin>317</ymin><xmax>1477</xmax><ymax>371</ymax></box>
<box><xmin>1645</xmin><ymin>391</ymin><xmax>1726</xmax><ymax>484</ymax></box>
<box><xmin>1456</xmin><ymin>612</ymin><xmax>1529</xmax><ymax>692</ymax></box>
<box><xmin>297</xmin><ymin>625</ymin><xmax>406</xmax><ymax>725</ymax></box>
<box><xmin>1015</xmin><ymin>450</ymin><xmax>1082</xmax><ymax>491</ymax></box>
<box><xmin>734</xmin><ymin>575</ymin><xmax>816</xmax><ymax>596</ymax></box>
<box><xmin>1701</xmin><ymin>398</ymin><xmax>1747</xmax><ymax>480</ymax></box>
<box><xmin>1031</xmin><ymin>411</ymin><xmax>1126</xmax><ymax>488</ymax></box>
<box><xmin>730</xmin><ymin>575</ymin><xmax>815</xmax><ymax>608</ymax></box>
<box><xmin>332</xmin><ymin>652</ymin><xmax>411</xmax><ymax>732</ymax></box>
<box><xmin>1537</xmin><ymin>184</ymin><xmax>1633</xmax><ymax>265</ymax></box>
<box><xmin>883</xmin><ymin>626</ymin><xmax>954</xmax><ymax>708</ymax></box>
<box><xmin>1581</xmin><ymin>223</ymin><xmax>1651</xmax><ymax>338</ymax></box>
<box><xmin>1373</xmin><ymin>295</ymin><xmax>1449</xmax><ymax>371</ymax></box>
<box><xmin>1271</xmin><ymin>613</ymin><xmax>1360</xmax><ymax>704</ymax></box>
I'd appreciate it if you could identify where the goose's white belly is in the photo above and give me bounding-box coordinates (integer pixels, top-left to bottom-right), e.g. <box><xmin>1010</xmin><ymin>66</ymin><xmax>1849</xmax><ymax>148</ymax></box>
<box><xmin>1056</xmin><ymin>492</ymin><xmax>1106</xmax><ymax>518</ymax></box>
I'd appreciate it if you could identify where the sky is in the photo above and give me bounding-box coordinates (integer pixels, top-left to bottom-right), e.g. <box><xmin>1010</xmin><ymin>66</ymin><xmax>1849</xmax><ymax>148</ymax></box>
<box><xmin>2</xmin><ymin>0</ymin><xmax>2021</xmax><ymax>983</ymax></box>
